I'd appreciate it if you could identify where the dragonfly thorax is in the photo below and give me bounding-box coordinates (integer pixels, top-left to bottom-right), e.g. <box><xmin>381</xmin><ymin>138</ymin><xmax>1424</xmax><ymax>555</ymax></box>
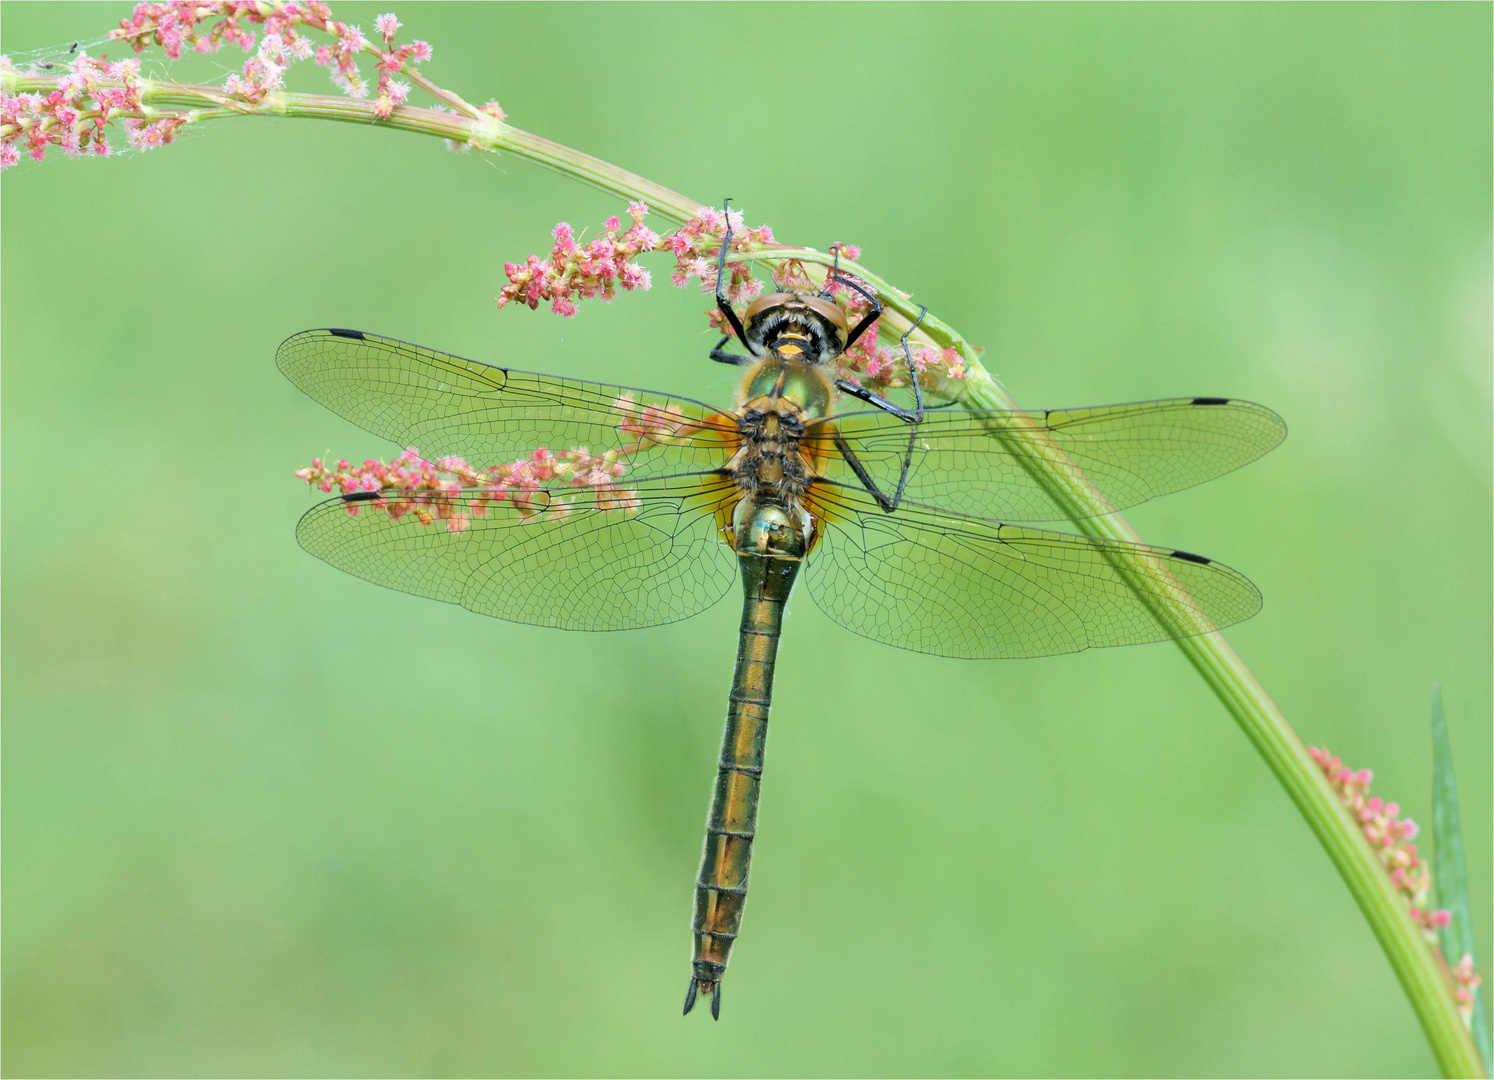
<box><xmin>737</xmin><ymin>354</ymin><xmax>834</xmax><ymax>421</ymax></box>
<box><xmin>730</xmin><ymin>406</ymin><xmax>816</xmax><ymax>501</ymax></box>
<box><xmin>731</xmin><ymin>355</ymin><xmax>832</xmax><ymax>511</ymax></box>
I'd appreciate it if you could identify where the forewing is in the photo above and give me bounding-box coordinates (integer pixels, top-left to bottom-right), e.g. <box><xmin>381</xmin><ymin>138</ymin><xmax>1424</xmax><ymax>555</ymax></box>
<box><xmin>278</xmin><ymin>329</ymin><xmax>737</xmax><ymax>478</ymax></box>
<box><xmin>803</xmin><ymin>483</ymin><xmax>1261</xmax><ymax>659</ymax></box>
<box><xmin>814</xmin><ymin>398</ymin><xmax>1285</xmax><ymax>521</ymax></box>
<box><xmin>296</xmin><ymin>475</ymin><xmax>739</xmax><ymax>631</ymax></box>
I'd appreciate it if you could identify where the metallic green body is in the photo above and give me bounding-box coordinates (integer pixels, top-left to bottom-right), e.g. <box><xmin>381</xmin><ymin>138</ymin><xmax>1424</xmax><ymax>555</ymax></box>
<box><xmin>740</xmin><ymin>360</ymin><xmax>833</xmax><ymax>424</ymax></box>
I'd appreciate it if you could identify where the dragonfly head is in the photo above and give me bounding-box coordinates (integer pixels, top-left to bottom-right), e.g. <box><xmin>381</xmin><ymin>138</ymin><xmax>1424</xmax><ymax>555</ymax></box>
<box><xmin>740</xmin><ymin>291</ymin><xmax>850</xmax><ymax>364</ymax></box>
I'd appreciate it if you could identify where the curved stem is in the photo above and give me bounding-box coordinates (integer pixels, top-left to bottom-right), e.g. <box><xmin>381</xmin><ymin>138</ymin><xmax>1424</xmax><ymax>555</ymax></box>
<box><xmin>952</xmin><ymin>370</ymin><xmax>1484</xmax><ymax>1079</ymax></box>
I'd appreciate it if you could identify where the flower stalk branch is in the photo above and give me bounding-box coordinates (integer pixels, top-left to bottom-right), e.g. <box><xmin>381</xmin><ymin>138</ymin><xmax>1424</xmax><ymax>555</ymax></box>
<box><xmin>4</xmin><ymin>4</ymin><xmax>1483</xmax><ymax>1072</ymax></box>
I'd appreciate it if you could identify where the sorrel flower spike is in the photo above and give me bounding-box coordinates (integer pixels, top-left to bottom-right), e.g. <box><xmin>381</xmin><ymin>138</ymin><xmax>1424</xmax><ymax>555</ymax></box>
<box><xmin>1311</xmin><ymin>747</ymin><xmax>1453</xmax><ymax>936</ymax></box>
<box><xmin>294</xmin><ymin>435</ymin><xmax>652</xmax><ymax>534</ymax></box>
<box><xmin>1</xmin><ymin>1</ymin><xmax>462</xmax><ymax>165</ymax></box>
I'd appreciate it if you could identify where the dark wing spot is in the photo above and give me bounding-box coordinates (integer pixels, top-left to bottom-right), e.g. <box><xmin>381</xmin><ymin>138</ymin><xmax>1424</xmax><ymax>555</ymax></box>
<box><xmin>341</xmin><ymin>491</ymin><xmax>383</xmax><ymax>503</ymax></box>
<box><xmin>1190</xmin><ymin>397</ymin><xmax>1230</xmax><ymax>406</ymax></box>
<box><xmin>328</xmin><ymin>328</ymin><xmax>366</xmax><ymax>340</ymax></box>
<box><xmin>1170</xmin><ymin>549</ymin><xmax>1211</xmax><ymax>565</ymax></box>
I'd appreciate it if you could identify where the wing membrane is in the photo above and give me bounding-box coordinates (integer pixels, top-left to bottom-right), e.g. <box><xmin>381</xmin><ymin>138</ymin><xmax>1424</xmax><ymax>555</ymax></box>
<box><xmin>804</xmin><ymin>483</ymin><xmax>1261</xmax><ymax>659</ymax></box>
<box><xmin>296</xmin><ymin>475</ymin><xmax>739</xmax><ymax>631</ymax></box>
<box><xmin>278</xmin><ymin>329</ymin><xmax>738</xmax><ymax>479</ymax></box>
<box><xmin>811</xmin><ymin>398</ymin><xmax>1285</xmax><ymax>522</ymax></box>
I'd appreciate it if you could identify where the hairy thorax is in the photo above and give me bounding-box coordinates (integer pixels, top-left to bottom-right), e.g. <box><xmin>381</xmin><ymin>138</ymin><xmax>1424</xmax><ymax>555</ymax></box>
<box><xmin>728</xmin><ymin>353</ymin><xmax>835</xmax><ymax>506</ymax></box>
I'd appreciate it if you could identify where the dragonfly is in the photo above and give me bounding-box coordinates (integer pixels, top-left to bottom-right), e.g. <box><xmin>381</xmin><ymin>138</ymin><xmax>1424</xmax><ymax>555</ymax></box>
<box><xmin>278</xmin><ymin>254</ymin><xmax>1284</xmax><ymax>1021</ymax></box>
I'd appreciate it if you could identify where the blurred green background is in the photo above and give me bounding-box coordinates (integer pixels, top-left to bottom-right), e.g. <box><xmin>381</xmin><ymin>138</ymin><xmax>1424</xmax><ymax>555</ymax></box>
<box><xmin>3</xmin><ymin>3</ymin><xmax>1489</xmax><ymax>1076</ymax></box>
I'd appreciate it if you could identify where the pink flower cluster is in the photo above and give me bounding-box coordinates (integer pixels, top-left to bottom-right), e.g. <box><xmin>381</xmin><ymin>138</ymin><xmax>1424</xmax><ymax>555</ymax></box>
<box><xmin>112</xmin><ymin>1</ymin><xmax>388</xmax><ymax>103</ymax></box>
<box><xmin>292</xmin><ymin>393</ymin><xmax>697</xmax><ymax>529</ymax></box>
<box><xmin>368</xmin><ymin>12</ymin><xmax>431</xmax><ymax>118</ymax></box>
<box><xmin>296</xmin><ymin>444</ymin><xmax>642</xmax><ymax>533</ymax></box>
<box><xmin>663</xmin><ymin>204</ymin><xmax>776</xmax><ymax>304</ymax></box>
<box><xmin>0</xmin><ymin>53</ymin><xmax>144</xmax><ymax>165</ymax></box>
<box><xmin>3</xmin><ymin>2</ymin><xmax>442</xmax><ymax>167</ymax></box>
<box><xmin>613</xmin><ymin>393</ymin><xmax>696</xmax><ymax>442</ymax></box>
<box><xmin>111</xmin><ymin>0</ymin><xmax>259</xmax><ymax>57</ymax></box>
<box><xmin>1310</xmin><ymin>747</ymin><xmax>1451</xmax><ymax>936</ymax></box>
<box><xmin>497</xmin><ymin>202</ymin><xmax>661</xmax><ymax>317</ymax></box>
<box><xmin>310</xmin><ymin>11</ymin><xmax>372</xmax><ymax>101</ymax></box>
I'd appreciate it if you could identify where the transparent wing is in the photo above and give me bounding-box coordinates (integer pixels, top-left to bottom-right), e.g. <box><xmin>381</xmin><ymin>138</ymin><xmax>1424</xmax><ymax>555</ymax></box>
<box><xmin>803</xmin><ymin>482</ymin><xmax>1261</xmax><ymax>659</ymax></box>
<box><xmin>278</xmin><ymin>329</ymin><xmax>738</xmax><ymax>478</ymax></box>
<box><xmin>296</xmin><ymin>475</ymin><xmax>739</xmax><ymax>631</ymax></box>
<box><xmin>810</xmin><ymin>398</ymin><xmax>1285</xmax><ymax>522</ymax></box>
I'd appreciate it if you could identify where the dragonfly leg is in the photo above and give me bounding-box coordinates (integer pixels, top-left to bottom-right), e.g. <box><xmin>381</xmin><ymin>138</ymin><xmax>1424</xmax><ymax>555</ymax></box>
<box><xmin>825</xmin><ymin>244</ymin><xmax>882</xmax><ymax>351</ymax></box>
<box><xmin>709</xmin><ymin>334</ymin><xmax>752</xmax><ymax>367</ymax></box>
<box><xmin>834</xmin><ymin>379</ymin><xmax>920</xmax><ymax>422</ymax></box>
<box><xmin>900</xmin><ymin>305</ymin><xmax>930</xmax><ymax>425</ymax></box>
<box><xmin>831</xmin><ymin>435</ymin><xmax>899</xmax><ymax>514</ymax></box>
<box><xmin>837</xmin><ymin>384</ymin><xmax>961</xmax><ymax>415</ymax></box>
<box><xmin>835</xmin><ymin>304</ymin><xmax>930</xmax><ymax>422</ymax></box>
<box><xmin>833</xmin><ymin>307</ymin><xmax>931</xmax><ymax>513</ymax></box>
<box><xmin>713</xmin><ymin>199</ymin><xmax>753</xmax><ymax>356</ymax></box>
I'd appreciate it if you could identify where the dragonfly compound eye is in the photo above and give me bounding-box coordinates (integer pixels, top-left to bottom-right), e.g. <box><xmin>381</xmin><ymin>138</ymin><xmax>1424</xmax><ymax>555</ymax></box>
<box><xmin>742</xmin><ymin>292</ymin><xmax>796</xmax><ymax>324</ymax></box>
<box><xmin>801</xmin><ymin>295</ymin><xmax>851</xmax><ymax>352</ymax></box>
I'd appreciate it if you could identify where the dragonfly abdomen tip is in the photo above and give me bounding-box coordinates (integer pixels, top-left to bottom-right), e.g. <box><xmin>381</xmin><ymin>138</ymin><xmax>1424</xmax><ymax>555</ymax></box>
<box><xmin>683</xmin><ymin>976</ymin><xmax>723</xmax><ymax>1019</ymax></box>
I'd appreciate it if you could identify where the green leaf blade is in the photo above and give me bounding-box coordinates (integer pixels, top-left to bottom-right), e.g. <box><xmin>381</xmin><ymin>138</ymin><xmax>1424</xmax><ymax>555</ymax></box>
<box><xmin>1432</xmin><ymin>683</ymin><xmax>1492</xmax><ymax>1074</ymax></box>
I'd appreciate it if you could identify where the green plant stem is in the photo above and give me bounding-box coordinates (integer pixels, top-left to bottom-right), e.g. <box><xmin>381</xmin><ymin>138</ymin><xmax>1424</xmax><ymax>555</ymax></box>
<box><xmin>9</xmin><ymin>70</ymin><xmax>1482</xmax><ymax>1076</ymax></box>
<box><xmin>959</xmin><ymin>354</ymin><xmax>1483</xmax><ymax>1077</ymax></box>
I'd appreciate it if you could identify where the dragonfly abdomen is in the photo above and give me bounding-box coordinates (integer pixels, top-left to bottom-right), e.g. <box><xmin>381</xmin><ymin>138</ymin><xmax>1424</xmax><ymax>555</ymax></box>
<box><xmin>686</xmin><ymin>502</ymin><xmax>806</xmax><ymax>1020</ymax></box>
